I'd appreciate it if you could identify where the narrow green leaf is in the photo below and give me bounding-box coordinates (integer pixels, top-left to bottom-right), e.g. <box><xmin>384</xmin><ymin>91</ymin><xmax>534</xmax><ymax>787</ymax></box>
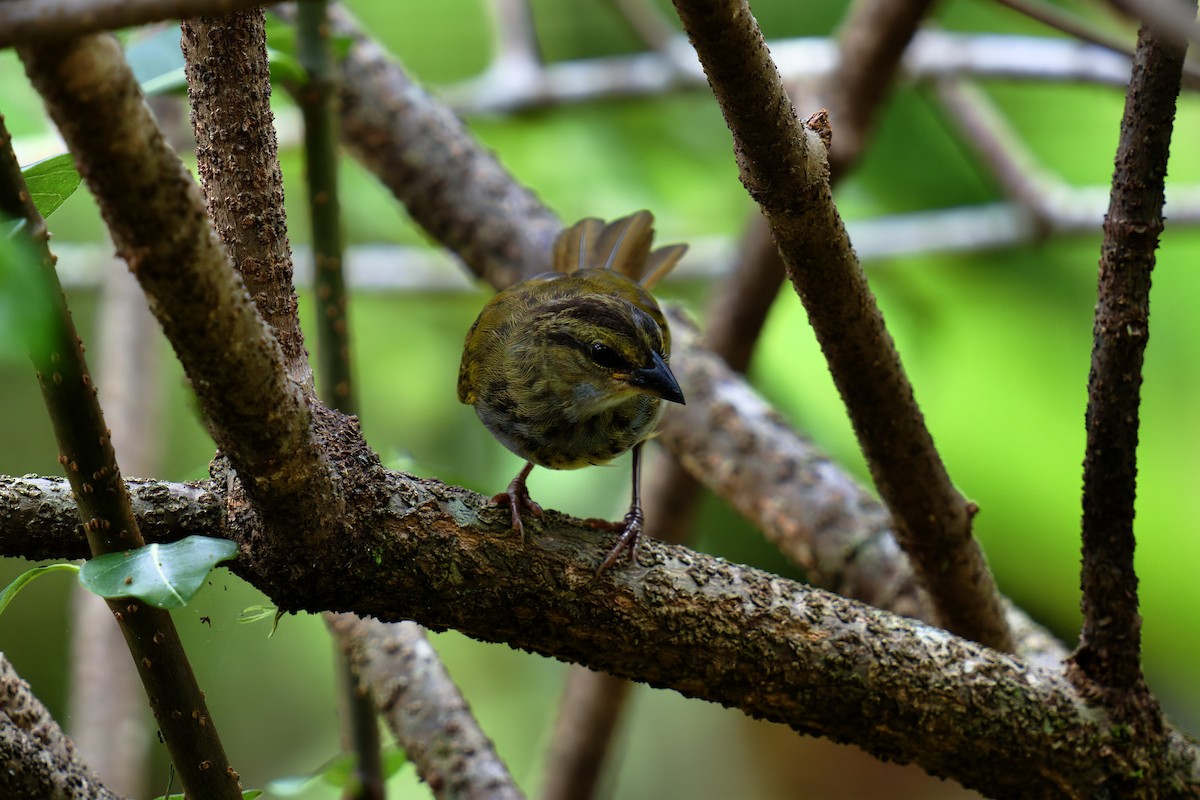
<box><xmin>21</xmin><ymin>154</ymin><xmax>82</xmax><ymax>219</ymax></box>
<box><xmin>0</xmin><ymin>563</ymin><xmax>80</xmax><ymax>617</ymax></box>
<box><xmin>0</xmin><ymin>227</ymin><xmax>56</xmax><ymax>363</ymax></box>
<box><xmin>79</xmin><ymin>536</ymin><xmax>239</xmax><ymax>609</ymax></box>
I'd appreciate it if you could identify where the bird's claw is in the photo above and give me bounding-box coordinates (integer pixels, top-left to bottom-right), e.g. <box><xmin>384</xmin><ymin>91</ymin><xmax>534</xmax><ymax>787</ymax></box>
<box><xmin>596</xmin><ymin>506</ymin><xmax>644</xmax><ymax>575</ymax></box>
<box><xmin>492</xmin><ymin>483</ymin><xmax>542</xmax><ymax>542</ymax></box>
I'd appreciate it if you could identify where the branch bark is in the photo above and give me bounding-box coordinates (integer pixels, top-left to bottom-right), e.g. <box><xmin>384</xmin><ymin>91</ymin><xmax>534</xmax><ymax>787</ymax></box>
<box><xmin>290</xmin><ymin>3</ymin><xmax>562</xmax><ymax>288</ymax></box>
<box><xmin>667</xmin><ymin>0</ymin><xmax>1012</xmax><ymax>652</ymax></box>
<box><xmin>182</xmin><ymin>8</ymin><xmax>311</xmax><ymax>384</ymax></box>
<box><xmin>1069</xmin><ymin>12</ymin><xmax>1192</xmax><ymax>743</ymax></box>
<box><xmin>1</xmin><ymin>655</ymin><xmax>120</xmax><ymax>800</ymax></box>
<box><xmin>0</xmin><ymin>109</ymin><xmax>239</xmax><ymax>799</ymax></box>
<box><xmin>329</xmin><ymin>617</ymin><xmax>525</xmax><ymax>800</ymax></box>
<box><xmin>2</xmin><ymin>472</ymin><xmax>1196</xmax><ymax>797</ymax></box>
<box><xmin>0</xmin><ymin>0</ymin><xmax>285</xmax><ymax>48</ymax></box>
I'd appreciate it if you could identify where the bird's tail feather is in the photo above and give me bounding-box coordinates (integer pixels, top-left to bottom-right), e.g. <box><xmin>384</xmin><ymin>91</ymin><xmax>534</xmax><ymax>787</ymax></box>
<box><xmin>552</xmin><ymin>210</ymin><xmax>686</xmax><ymax>289</ymax></box>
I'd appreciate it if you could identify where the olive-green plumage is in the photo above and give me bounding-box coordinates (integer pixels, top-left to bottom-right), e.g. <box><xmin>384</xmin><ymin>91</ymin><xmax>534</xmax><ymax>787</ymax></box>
<box><xmin>458</xmin><ymin>210</ymin><xmax>687</xmax><ymax>571</ymax></box>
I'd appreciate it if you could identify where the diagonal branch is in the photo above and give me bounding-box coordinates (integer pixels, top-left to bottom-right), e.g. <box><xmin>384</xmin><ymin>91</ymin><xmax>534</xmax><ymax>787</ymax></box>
<box><xmin>667</xmin><ymin>0</ymin><xmax>1013</xmax><ymax>651</ymax></box>
<box><xmin>291</xmin><ymin>2</ymin><xmax>562</xmax><ymax>288</ymax></box>
<box><xmin>1</xmin><ymin>654</ymin><xmax>120</xmax><ymax>800</ymax></box>
<box><xmin>328</xmin><ymin>617</ymin><xmax>526</xmax><ymax>800</ymax></box>
<box><xmin>0</xmin><ymin>0</ymin><xmax>287</xmax><ymax>48</ymax></box>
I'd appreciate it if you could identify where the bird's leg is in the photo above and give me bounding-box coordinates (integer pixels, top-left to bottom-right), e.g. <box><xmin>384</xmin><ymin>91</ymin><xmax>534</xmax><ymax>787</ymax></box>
<box><xmin>596</xmin><ymin>442</ymin><xmax>646</xmax><ymax>574</ymax></box>
<box><xmin>493</xmin><ymin>461</ymin><xmax>542</xmax><ymax>542</ymax></box>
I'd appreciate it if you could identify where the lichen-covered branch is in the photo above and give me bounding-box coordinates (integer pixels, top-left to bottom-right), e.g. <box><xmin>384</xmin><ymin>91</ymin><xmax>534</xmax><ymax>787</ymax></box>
<box><xmin>2</xmin><ymin>470</ymin><xmax>1195</xmax><ymax>797</ymax></box>
<box><xmin>0</xmin><ymin>655</ymin><xmax>120</xmax><ymax>800</ymax></box>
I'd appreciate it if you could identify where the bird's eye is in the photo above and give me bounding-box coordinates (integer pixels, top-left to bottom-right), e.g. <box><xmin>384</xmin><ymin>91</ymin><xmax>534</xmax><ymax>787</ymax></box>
<box><xmin>590</xmin><ymin>342</ymin><xmax>630</xmax><ymax>371</ymax></box>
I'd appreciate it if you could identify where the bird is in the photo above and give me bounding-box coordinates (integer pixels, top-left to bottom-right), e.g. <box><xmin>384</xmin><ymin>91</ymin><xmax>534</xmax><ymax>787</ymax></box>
<box><xmin>457</xmin><ymin>210</ymin><xmax>687</xmax><ymax>572</ymax></box>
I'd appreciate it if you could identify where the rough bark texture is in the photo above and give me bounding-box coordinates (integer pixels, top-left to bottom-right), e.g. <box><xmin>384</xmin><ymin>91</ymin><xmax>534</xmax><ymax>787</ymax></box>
<box><xmin>1069</xmin><ymin>19</ymin><xmax>1191</xmax><ymax>778</ymax></box>
<box><xmin>0</xmin><ymin>656</ymin><xmax>121</xmax><ymax>800</ymax></box>
<box><xmin>0</xmin><ymin>112</ymin><xmax>239</xmax><ymax>798</ymax></box>
<box><xmin>669</xmin><ymin>0</ymin><xmax>1013</xmax><ymax>652</ymax></box>
<box><xmin>3</xmin><ymin>470</ymin><xmax>1198</xmax><ymax>797</ymax></box>
<box><xmin>329</xmin><ymin>617</ymin><xmax>524</xmax><ymax>800</ymax></box>
<box><xmin>182</xmin><ymin>9</ymin><xmax>311</xmax><ymax>384</ymax></box>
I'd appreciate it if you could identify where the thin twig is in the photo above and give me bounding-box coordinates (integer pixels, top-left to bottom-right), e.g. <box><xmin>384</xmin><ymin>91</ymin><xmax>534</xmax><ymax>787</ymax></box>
<box><xmin>68</xmin><ymin>263</ymin><xmax>162</xmax><ymax>798</ymax></box>
<box><xmin>294</xmin><ymin>3</ymin><xmax>385</xmax><ymax>796</ymax></box>
<box><xmin>1070</xmin><ymin>17</ymin><xmax>1191</xmax><ymax>729</ymax></box>
<box><xmin>668</xmin><ymin>0</ymin><xmax>1014</xmax><ymax>651</ymax></box>
<box><xmin>0</xmin><ymin>0</ymin><xmax>287</xmax><ymax>47</ymax></box>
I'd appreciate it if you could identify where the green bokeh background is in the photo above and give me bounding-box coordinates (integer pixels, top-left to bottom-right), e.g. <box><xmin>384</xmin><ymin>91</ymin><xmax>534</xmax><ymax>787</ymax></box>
<box><xmin>2</xmin><ymin>1</ymin><xmax>1198</xmax><ymax>798</ymax></box>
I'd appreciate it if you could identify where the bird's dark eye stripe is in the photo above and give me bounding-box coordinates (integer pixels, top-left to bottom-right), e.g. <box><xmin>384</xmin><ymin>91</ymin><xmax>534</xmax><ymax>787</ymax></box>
<box><xmin>543</xmin><ymin>299</ymin><xmax>631</xmax><ymax>334</ymax></box>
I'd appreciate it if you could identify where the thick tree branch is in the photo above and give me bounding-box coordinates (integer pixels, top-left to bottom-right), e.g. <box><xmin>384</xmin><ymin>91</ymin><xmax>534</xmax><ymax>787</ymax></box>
<box><xmin>1</xmin><ymin>655</ymin><xmax>121</xmax><ymax>800</ymax></box>
<box><xmin>668</xmin><ymin>0</ymin><xmax>1013</xmax><ymax>651</ymax></box>
<box><xmin>2</xmin><ymin>471</ymin><xmax>1196</xmax><ymax>797</ymax></box>
<box><xmin>1070</xmin><ymin>16</ymin><xmax>1191</xmax><ymax>731</ymax></box>
<box><xmin>18</xmin><ymin>32</ymin><xmax>345</xmax><ymax>544</ymax></box>
<box><xmin>0</xmin><ymin>0</ymin><xmax>286</xmax><ymax>48</ymax></box>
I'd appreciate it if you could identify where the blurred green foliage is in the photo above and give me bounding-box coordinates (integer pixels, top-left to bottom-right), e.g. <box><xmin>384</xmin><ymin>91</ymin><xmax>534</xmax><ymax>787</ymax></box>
<box><xmin>1</xmin><ymin>0</ymin><xmax>1199</xmax><ymax>798</ymax></box>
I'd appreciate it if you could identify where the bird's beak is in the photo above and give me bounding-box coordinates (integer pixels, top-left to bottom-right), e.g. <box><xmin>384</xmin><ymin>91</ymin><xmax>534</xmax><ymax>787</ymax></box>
<box><xmin>628</xmin><ymin>351</ymin><xmax>685</xmax><ymax>405</ymax></box>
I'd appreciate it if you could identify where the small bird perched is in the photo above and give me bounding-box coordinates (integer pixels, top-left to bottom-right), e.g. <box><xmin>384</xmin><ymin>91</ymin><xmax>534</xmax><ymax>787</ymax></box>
<box><xmin>458</xmin><ymin>210</ymin><xmax>687</xmax><ymax>572</ymax></box>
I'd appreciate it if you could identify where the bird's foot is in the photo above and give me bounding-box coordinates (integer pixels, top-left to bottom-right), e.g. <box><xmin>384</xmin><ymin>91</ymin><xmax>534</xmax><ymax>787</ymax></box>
<box><xmin>594</xmin><ymin>505</ymin><xmax>644</xmax><ymax>575</ymax></box>
<box><xmin>492</xmin><ymin>472</ymin><xmax>542</xmax><ymax>542</ymax></box>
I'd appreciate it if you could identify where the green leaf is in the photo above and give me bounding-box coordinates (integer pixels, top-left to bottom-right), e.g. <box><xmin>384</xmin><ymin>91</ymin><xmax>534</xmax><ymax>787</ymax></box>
<box><xmin>0</xmin><ymin>226</ymin><xmax>56</xmax><ymax>364</ymax></box>
<box><xmin>0</xmin><ymin>563</ymin><xmax>80</xmax><ymax>617</ymax></box>
<box><xmin>267</xmin><ymin>47</ymin><xmax>307</xmax><ymax>85</ymax></box>
<box><xmin>79</xmin><ymin>536</ymin><xmax>239</xmax><ymax>609</ymax></box>
<box><xmin>21</xmin><ymin>154</ymin><xmax>82</xmax><ymax>219</ymax></box>
<box><xmin>267</xmin><ymin>748</ymin><xmax>407</xmax><ymax>796</ymax></box>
